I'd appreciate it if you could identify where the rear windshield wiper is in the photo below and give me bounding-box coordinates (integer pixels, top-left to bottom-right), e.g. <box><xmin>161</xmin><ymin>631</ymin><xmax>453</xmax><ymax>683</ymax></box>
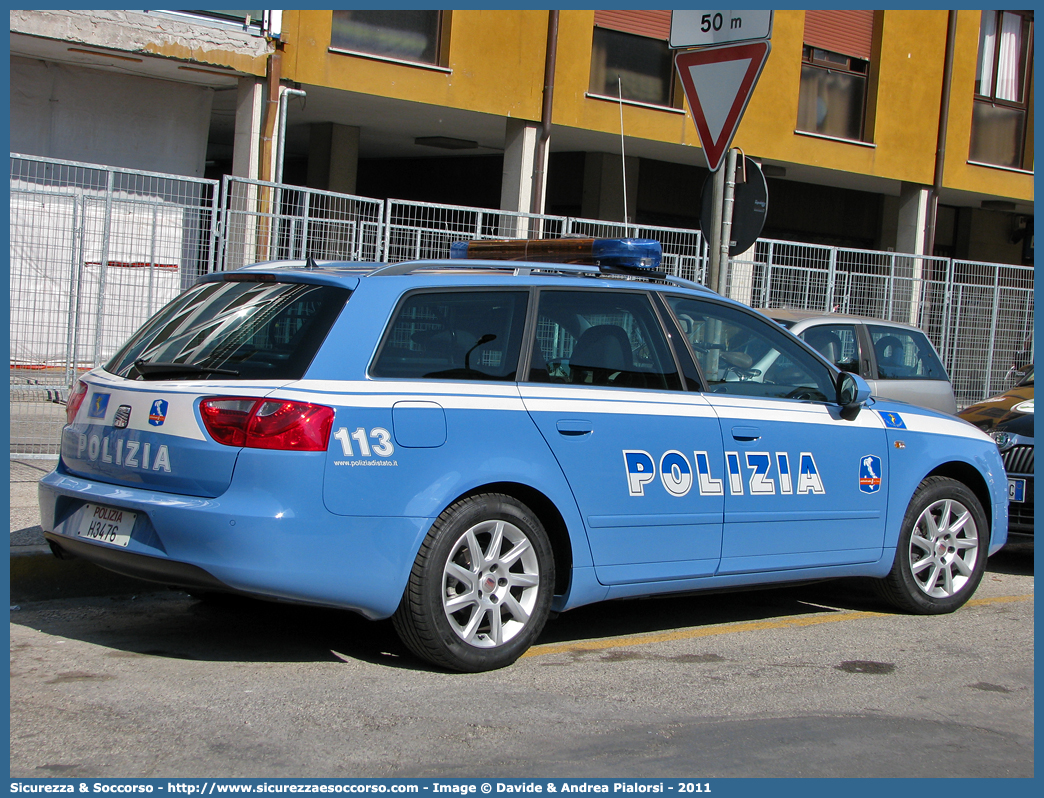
<box><xmin>133</xmin><ymin>358</ymin><xmax>240</xmax><ymax>379</ymax></box>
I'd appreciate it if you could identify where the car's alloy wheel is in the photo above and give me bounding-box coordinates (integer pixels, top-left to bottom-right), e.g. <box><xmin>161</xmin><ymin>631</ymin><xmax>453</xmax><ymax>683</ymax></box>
<box><xmin>907</xmin><ymin>496</ymin><xmax>980</xmax><ymax>598</ymax></box>
<box><xmin>441</xmin><ymin>518</ymin><xmax>542</xmax><ymax>648</ymax></box>
<box><xmin>876</xmin><ymin>476</ymin><xmax>989</xmax><ymax>614</ymax></box>
<box><xmin>393</xmin><ymin>494</ymin><xmax>554</xmax><ymax>672</ymax></box>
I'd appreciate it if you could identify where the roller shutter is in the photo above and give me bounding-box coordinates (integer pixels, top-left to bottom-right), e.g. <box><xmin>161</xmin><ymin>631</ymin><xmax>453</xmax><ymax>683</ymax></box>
<box><xmin>594</xmin><ymin>10</ymin><xmax>672</xmax><ymax>41</ymax></box>
<box><xmin>803</xmin><ymin>10</ymin><xmax>874</xmax><ymax>60</ymax></box>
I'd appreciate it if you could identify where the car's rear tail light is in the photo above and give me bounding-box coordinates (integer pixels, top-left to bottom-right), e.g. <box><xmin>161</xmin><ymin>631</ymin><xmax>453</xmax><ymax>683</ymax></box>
<box><xmin>66</xmin><ymin>380</ymin><xmax>89</xmax><ymax>424</ymax></box>
<box><xmin>200</xmin><ymin>397</ymin><xmax>334</xmax><ymax>451</ymax></box>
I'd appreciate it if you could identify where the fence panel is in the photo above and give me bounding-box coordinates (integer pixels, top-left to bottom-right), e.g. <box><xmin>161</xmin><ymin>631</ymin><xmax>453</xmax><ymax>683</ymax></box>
<box><xmin>219</xmin><ymin>176</ymin><xmax>384</xmax><ymax>270</ymax></box>
<box><xmin>945</xmin><ymin>260</ymin><xmax>1035</xmax><ymax>406</ymax></box>
<box><xmin>9</xmin><ymin>159</ymin><xmax>1034</xmax><ymax>456</ymax></box>
<box><xmin>383</xmin><ymin>199</ymin><xmax>567</xmax><ymax>262</ymax></box>
<box><xmin>9</xmin><ymin>154</ymin><xmax>218</xmax><ymax>456</ymax></box>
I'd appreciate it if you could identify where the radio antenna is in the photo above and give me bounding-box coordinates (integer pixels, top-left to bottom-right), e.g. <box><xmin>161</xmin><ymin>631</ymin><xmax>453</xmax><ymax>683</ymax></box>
<box><xmin>618</xmin><ymin>76</ymin><xmax>629</xmax><ymax>230</ymax></box>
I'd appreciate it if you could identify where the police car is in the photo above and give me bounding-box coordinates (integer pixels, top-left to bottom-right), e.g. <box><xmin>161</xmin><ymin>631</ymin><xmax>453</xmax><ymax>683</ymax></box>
<box><xmin>39</xmin><ymin>238</ymin><xmax>1008</xmax><ymax>672</ymax></box>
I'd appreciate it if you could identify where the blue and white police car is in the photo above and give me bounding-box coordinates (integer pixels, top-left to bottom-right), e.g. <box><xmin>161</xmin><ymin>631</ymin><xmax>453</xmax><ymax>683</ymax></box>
<box><xmin>39</xmin><ymin>238</ymin><xmax>1008</xmax><ymax>672</ymax></box>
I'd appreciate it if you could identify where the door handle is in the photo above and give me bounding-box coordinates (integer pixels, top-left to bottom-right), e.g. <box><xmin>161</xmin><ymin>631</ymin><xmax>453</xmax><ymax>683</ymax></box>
<box><xmin>557</xmin><ymin>419</ymin><xmax>593</xmax><ymax>436</ymax></box>
<box><xmin>731</xmin><ymin>426</ymin><xmax>761</xmax><ymax>441</ymax></box>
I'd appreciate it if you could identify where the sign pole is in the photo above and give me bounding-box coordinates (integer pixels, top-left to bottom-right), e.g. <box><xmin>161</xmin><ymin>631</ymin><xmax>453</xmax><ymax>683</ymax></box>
<box><xmin>707</xmin><ymin>166</ymin><xmax>725</xmax><ymax>291</ymax></box>
<box><xmin>718</xmin><ymin>148</ymin><xmax>738</xmax><ymax>296</ymax></box>
<box><xmin>672</xmin><ymin>11</ymin><xmax>773</xmax><ymax>291</ymax></box>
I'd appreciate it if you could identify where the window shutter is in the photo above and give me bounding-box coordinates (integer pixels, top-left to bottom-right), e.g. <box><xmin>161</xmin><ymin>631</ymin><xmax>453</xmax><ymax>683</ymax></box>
<box><xmin>803</xmin><ymin>10</ymin><xmax>875</xmax><ymax>61</ymax></box>
<box><xmin>593</xmin><ymin>10</ymin><xmax>672</xmax><ymax>41</ymax></box>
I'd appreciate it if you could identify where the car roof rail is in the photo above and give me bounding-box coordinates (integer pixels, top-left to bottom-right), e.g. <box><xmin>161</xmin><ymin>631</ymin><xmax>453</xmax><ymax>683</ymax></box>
<box><xmin>366</xmin><ymin>259</ymin><xmax>600</xmax><ymax>278</ymax></box>
<box><xmin>366</xmin><ymin>258</ymin><xmax>714</xmax><ymax>293</ymax></box>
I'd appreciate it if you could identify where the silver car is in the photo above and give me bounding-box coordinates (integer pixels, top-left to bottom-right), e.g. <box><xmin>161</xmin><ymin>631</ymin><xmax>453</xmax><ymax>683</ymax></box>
<box><xmin>761</xmin><ymin>309</ymin><xmax>957</xmax><ymax>415</ymax></box>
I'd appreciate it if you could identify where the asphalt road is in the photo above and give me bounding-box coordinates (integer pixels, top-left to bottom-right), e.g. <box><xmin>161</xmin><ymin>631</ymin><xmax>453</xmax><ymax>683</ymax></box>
<box><xmin>10</xmin><ymin>542</ymin><xmax>1034</xmax><ymax>779</ymax></box>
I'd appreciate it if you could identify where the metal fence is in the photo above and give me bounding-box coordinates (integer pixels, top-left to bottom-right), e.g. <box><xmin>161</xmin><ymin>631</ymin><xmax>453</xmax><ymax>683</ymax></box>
<box><xmin>9</xmin><ymin>154</ymin><xmax>218</xmax><ymax>455</ymax></box>
<box><xmin>220</xmin><ymin>176</ymin><xmax>384</xmax><ymax>271</ymax></box>
<box><xmin>727</xmin><ymin>242</ymin><xmax>1034</xmax><ymax>408</ymax></box>
<box><xmin>382</xmin><ymin>201</ymin><xmax>708</xmax><ymax>284</ymax></box>
<box><xmin>9</xmin><ymin>154</ymin><xmax>1034</xmax><ymax>456</ymax></box>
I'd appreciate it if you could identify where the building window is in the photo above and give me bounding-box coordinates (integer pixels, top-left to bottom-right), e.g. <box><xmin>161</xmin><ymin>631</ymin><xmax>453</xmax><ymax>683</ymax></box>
<box><xmin>179</xmin><ymin>10</ymin><xmax>263</xmax><ymax>27</ymax></box>
<box><xmin>971</xmin><ymin>10</ymin><xmax>1033</xmax><ymax>169</ymax></box>
<box><xmin>796</xmin><ymin>46</ymin><xmax>869</xmax><ymax>141</ymax></box>
<box><xmin>589</xmin><ymin>11</ymin><xmax>674</xmax><ymax>107</ymax></box>
<box><xmin>331</xmin><ymin>10</ymin><xmax>442</xmax><ymax>65</ymax></box>
<box><xmin>796</xmin><ymin>10</ymin><xmax>874</xmax><ymax>142</ymax></box>
<box><xmin>154</xmin><ymin>10</ymin><xmax>268</xmax><ymax>33</ymax></box>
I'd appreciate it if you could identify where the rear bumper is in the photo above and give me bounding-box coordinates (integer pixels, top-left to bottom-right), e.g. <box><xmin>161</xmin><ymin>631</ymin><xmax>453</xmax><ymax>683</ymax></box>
<box><xmin>38</xmin><ymin>458</ymin><xmax>434</xmax><ymax>619</ymax></box>
<box><xmin>45</xmin><ymin>532</ymin><xmax>230</xmax><ymax>592</ymax></box>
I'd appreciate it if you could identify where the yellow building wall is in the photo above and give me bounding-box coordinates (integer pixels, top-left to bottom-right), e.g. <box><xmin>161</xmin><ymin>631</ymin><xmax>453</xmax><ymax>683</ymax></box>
<box><xmin>281</xmin><ymin>9</ymin><xmax>1032</xmax><ymax>204</ymax></box>
<box><xmin>943</xmin><ymin>10</ymin><xmax>1034</xmax><ymax>202</ymax></box>
<box><xmin>282</xmin><ymin>10</ymin><xmax>548</xmax><ymax>122</ymax></box>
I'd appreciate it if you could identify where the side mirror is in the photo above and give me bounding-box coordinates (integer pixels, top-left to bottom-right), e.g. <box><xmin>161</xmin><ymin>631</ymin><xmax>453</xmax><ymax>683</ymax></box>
<box><xmin>837</xmin><ymin>372</ymin><xmax>871</xmax><ymax>420</ymax></box>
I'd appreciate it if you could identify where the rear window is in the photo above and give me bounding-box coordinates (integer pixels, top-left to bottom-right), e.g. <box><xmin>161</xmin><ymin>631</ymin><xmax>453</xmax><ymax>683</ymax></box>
<box><xmin>371</xmin><ymin>290</ymin><xmax>528</xmax><ymax>381</ymax></box>
<box><xmin>106</xmin><ymin>280</ymin><xmax>350</xmax><ymax>381</ymax></box>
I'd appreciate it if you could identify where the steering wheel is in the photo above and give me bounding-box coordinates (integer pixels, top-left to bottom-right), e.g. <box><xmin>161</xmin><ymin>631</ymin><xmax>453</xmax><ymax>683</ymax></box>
<box><xmin>720</xmin><ymin>351</ymin><xmax>761</xmax><ymax>381</ymax></box>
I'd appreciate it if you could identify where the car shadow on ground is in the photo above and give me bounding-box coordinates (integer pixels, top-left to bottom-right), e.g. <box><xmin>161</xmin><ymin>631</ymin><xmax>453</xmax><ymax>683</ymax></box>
<box><xmin>986</xmin><ymin>539</ymin><xmax>1035</xmax><ymax>576</ymax></box>
<box><xmin>12</xmin><ymin>543</ymin><xmax>1031</xmax><ymax>673</ymax></box>
<box><xmin>8</xmin><ymin>577</ymin><xmax>892</xmax><ymax>673</ymax></box>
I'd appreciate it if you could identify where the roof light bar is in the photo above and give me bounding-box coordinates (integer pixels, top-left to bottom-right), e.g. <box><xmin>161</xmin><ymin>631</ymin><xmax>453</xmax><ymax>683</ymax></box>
<box><xmin>450</xmin><ymin>238</ymin><xmax>662</xmax><ymax>272</ymax></box>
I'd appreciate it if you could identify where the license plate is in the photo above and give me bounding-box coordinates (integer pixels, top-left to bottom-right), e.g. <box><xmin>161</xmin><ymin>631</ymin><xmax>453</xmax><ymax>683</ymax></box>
<box><xmin>1008</xmin><ymin>478</ymin><xmax>1026</xmax><ymax>503</ymax></box>
<box><xmin>76</xmin><ymin>503</ymin><xmax>136</xmax><ymax>547</ymax></box>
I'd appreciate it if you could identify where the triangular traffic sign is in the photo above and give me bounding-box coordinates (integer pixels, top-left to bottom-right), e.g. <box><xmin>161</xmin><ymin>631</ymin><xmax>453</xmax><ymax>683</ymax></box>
<box><xmin>675</xmin><ymin>41</ymin><xmax>771</xmax><ymax>172</ymax></box>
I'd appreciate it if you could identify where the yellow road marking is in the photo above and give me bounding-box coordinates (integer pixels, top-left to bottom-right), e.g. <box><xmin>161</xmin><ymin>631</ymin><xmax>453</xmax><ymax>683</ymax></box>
<box><xmin>523</xmin><ymin>594</ymin><xmax>1033</xmax><ymax>659</ymax></box>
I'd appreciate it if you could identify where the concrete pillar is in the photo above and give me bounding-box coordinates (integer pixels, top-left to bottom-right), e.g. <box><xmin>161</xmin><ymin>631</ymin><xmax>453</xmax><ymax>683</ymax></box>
<box><xmin>728</xmin><ymin>244</ymin><xmax>757</xmax><ymax>305</ymax></box>
<box><xmin>896</xmin><ymin>182</ymin><xmax>931</xmax><ymax>326</ymax></box>
<box><xmin>896</xmin><ymin>182</ymin><xmax>930</xmax><ymax>256</ymax></box>
<box><xmin>307</xmin><ymin>123</ymin><xmax>360</xmax><ymax>195</ymax></box>
<box><xmin>233</xmin><ymin>77</ymin><xmax>264</xmax><ymax>179</ymax></box>
<box><xmin>230</xmin><ymin>77</ymin><xmax>265</xmax><ymax>269</ymax></box>
<box><xmin>581</xmin><ymin>152</ymin><xmax>640</xmax><ymax>225</ymax></box>
<box><xmin>500</xmin><ymin>119</ymin><xmax>540</xmax><ymax>237</ymax></box>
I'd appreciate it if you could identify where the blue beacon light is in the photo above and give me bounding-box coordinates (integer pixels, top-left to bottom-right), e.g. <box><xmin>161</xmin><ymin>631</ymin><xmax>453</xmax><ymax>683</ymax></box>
<box><xmin>450</xmin><ymin>238</ymin><xmax>663</xmax><ymax>272</ymax></box>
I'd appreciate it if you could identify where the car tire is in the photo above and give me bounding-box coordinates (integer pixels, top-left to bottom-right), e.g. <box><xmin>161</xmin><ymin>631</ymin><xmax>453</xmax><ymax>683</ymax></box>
<box><xmin>392</xmin><ymin>493</ymin><xmax>555</xmax><ymax>672</ymax></box>
<box><xmin>875</xmin><ymin>476</ymin><xmax>988</xmax><ymax>614</ymax></box>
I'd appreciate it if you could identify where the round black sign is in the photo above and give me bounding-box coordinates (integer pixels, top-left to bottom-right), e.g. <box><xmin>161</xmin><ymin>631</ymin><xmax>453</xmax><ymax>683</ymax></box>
<box><xmin>699</xmin><ymin>156</ymin><xmax>769</xmax><ymax>256</ymax></box>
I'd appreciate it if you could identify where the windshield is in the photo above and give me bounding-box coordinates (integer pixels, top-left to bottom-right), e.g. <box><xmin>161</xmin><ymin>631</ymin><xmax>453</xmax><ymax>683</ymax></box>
<box><xmin>106</xmin><ymin>279</ymin><xmax>351</xmax><ymax>381</ymax></box>
<box><xmin>1017</xmin><ymin>364</ymin><xmax>1034</xmax><ymax>386</ymax></box>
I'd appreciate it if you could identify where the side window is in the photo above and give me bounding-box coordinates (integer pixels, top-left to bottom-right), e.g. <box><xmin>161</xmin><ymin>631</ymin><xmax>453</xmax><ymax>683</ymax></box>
<box><xmin>529</xmin><ymin>290</ymin><xmax>682</xmax><ymax>391</ymax></box>
<box><xmin>330</xmin><ymin>10</ymin><xmax>444</xmax><ymax>66</ymax></box>
<box><xmin>590</xmin><ymin>24</ymin><xmax>675</xmax><ymax>107</ymax></box>
<box><xmin>868</xmin><ymin>325</ymin><xmax>947</xmax><ymax>381</ymax></box>
<box><xmin>796</xmin><ymin>10</ymin><xmax>875</xmax><ymax>142</ymax></box>
<box><xmin>972</xmin><ymin>10</ymin><xmax>1033</xmax><ymax>170</ymax></box>
<box><xmin>799</xmin><ymin>324</ymin><xmax>860</xmax><ymax>373</ymax></box>
<box><xmin>371</xmin><ymin>291</ymin><xmax>527</xmax><ymax>381</ymax></box>
<box><xmin>667</xmin><ymin>296</ymin><xmax>836</xmax><ymax>402</ymax></box>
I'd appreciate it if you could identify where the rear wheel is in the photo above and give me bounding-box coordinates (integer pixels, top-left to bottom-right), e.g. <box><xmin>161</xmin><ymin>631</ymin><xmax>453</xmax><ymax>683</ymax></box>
<box><xmin>392</xmin><ymin>494</ymin><xmax>555</xmax><ymax>672</ymax></box>
<box><xmin>876</xmin><ymin>476</ymin><xmax>988</xmax><ymax>614</ymax></box>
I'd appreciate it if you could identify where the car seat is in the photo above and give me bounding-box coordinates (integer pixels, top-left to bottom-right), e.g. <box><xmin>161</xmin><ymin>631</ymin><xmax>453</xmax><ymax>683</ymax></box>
<box><xmin>874</xmin><ymin>335</ymin><xmax>907</xmax><ymax>378</ymax></box>
<box><xmin>803</xmin><ymin>329</ymin><xmax>845</xmax><ymax>366</ymax></box>
<box><xmin>569</xmin><ymin>324</ymin><xmax>633</xmax><ymax>385</ymax></box>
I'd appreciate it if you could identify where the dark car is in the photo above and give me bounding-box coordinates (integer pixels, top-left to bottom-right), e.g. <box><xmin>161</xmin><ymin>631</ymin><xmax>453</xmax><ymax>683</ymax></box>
<box><xmin>959</xmin><ymin>365</ymin><xmax>1034</xmax><ymax>540</ymax></box>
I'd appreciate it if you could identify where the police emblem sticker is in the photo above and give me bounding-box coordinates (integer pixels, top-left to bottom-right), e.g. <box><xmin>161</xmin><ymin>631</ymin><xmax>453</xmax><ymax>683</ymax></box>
<box><xmin>879</xmin><ymin>410</ymin><xmax>907</xmax><ymax>429</ymax></box>
<box><xmin>859</xmin><ymin>454</ymin><xmax>882</xmax><ymax>494</ymax></box>
<box><xmin>113</xmin><ymin>405</ymin><xmax>132</xmax><ymax>429</ymax></box>
<box><xmin>148</xmin><ymin>399</ymin><xmax>169</xmax><ymax>427</ymax></box>
<box><xmin>87</xmin><ymin>393</ymin><xmax>110</xmax><ymax>419</ymax></box>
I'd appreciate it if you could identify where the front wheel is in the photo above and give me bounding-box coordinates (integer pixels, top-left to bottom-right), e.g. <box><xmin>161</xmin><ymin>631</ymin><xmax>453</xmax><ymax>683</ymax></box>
<box><xmin>392</xmin><ymin>494</ymin><xmax>555</xmax><ymax>672</ymax></box>
<box><xmin>875</xmin><ymin>476</ymin><xmax>988</xmax><ymax>614</ymax></box>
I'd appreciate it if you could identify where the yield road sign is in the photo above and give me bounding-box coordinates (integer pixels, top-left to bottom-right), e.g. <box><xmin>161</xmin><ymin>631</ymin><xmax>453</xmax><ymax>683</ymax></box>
<box><xmin>675</xmin><ymin>41</ymin><xmax>771</xmax><ymax>172</ymax></box>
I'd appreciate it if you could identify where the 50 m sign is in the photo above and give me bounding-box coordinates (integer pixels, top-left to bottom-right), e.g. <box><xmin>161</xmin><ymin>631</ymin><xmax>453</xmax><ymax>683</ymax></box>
<box><xmin>670</xmin><ymin>10</ymin><xmax>773</xmax><ymax>48</ymax></box>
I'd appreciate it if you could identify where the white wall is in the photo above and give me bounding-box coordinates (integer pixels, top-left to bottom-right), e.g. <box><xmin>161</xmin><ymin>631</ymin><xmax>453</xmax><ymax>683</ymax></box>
<box><xmin>10</xmin><ymin>56</ymin><xmax>213</xmax><ymax>178</ymax></box>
